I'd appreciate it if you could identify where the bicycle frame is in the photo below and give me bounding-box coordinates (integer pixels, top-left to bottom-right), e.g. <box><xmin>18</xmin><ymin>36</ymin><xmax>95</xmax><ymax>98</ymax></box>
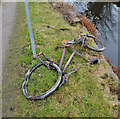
<box><xmin>56</xmin><ymin>44</ymin><xmax>89</xmax><ymax>74</ymax></box>
<box><xmin>55</xmin><ymin>36</ymin><xmax>100</xmax><ymax>87</ymax></box>
<box><xmin>55</xmin><ymin>42</ymin><xmax>90</xmax><ymax>87</ymax></box>
<box><xmin>22</xmin><ymin>33</ymin><xmax>102</xmax><ymax>100</ymax></box>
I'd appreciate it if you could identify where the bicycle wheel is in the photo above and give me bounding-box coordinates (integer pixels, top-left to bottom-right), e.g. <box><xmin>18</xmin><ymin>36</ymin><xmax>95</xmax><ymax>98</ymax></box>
<box><xmin>80</xmin><ymin>33</ymin><xmax>105</xmax><ymax>52</ymax></box>
<box><xmin>22</xmin><ymin>61</ymin><xmax>62</xmax><ymax>100</ymax></box>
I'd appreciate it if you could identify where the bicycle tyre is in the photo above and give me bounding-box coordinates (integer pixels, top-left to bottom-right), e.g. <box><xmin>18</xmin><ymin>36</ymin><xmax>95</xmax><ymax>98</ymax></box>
<box><xmin>80</xmin><ymin>33</ymin><xmax>105</xmax><ymax>52</ymax></box>
<box><xmin>22</xmin><ymin>61</ymin><xmax>62</xmax><ymax>100</ymax></box>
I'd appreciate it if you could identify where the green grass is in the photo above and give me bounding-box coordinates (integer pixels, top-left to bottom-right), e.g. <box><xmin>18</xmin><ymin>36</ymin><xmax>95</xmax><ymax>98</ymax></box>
<box><xmin>2</xmin><ymin>2</ymin><xmax>118</xmax><ymax>117</ymax></box>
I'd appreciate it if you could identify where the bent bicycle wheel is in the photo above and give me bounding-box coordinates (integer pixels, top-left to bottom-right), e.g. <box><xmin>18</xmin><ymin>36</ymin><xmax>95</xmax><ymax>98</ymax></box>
<box><xmin>80</xmin><ymin>33</ymin><xmax>105</xmax><ymax>52</ymax></box>
<box><xmin>22</xmin><ymin>61</ymin><xmax>62</xmax><ymax>100</ymax></box>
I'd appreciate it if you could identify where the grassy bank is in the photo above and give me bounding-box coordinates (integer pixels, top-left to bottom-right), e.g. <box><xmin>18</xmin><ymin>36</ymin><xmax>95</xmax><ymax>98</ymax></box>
<box><xmin>2</xmin><ymin>2</ymin><xmax>118</xmax><ymax>117</ymax></box>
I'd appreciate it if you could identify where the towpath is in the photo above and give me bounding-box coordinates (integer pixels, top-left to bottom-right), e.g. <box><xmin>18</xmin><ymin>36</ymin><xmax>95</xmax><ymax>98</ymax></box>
<box><xmin>1</xmin><ymin>2</ymin><xmax>17</xmax><ymax>117</ymax></box>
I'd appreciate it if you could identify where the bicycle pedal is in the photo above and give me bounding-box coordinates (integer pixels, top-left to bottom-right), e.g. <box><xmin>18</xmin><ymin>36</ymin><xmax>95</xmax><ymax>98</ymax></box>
<box><xmin>90</xmin><ymin>57</ymin><xmax>98</xmax><ymax>64</ymax></box>
<box><xmin>55</xmin><ymin>46</ymin><xmax>58</xmax><ymax>50</ymax></box>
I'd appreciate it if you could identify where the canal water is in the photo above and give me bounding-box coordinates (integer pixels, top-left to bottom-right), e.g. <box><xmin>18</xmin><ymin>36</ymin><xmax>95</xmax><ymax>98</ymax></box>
<box><xmin>71</xmin><ymin>2</ymin><xmax>119</xmax><ymax>66</ymax></box>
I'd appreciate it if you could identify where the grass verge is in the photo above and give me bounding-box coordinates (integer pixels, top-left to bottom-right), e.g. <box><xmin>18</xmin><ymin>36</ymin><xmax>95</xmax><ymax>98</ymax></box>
<box><xmin>2</xmin><ymin>2</ymin><xmax>118</xmax><ymax>117</ymax></box>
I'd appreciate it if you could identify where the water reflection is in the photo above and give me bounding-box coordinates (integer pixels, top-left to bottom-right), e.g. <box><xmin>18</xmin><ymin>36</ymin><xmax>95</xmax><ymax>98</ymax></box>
<box><xmin>73</xmin><ymin>2</ymin><xmax>119</xmax><ymax>66</ymax></box>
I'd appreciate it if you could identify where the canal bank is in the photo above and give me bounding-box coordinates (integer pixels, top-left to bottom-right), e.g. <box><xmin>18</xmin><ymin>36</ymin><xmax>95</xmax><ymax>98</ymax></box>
<box><xmin>51</xmin><ymin>2</ymin><xmax>119</xmax><ymax>81</ymax></box>
<box><xmin>2</xmin><ymin>2</ymin><xmax>118</xmax><ymax>117</ymax></box>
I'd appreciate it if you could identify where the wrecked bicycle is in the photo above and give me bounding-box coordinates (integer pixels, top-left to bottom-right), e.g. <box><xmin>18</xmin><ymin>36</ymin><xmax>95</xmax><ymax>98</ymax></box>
<box><xmin>22</xmin><ymin>33</ymin><xmax>105</xmax><ymax>100</ymax></box>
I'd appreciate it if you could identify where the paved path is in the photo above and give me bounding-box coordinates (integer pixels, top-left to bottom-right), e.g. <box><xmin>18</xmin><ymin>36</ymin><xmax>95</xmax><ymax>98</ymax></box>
<box><xmin>2</xmin><ymin>2</ymin><xmax>17</xmax><ymax>62</ymax></box>
<box><xmin>1</xmin><ymin>2</ymin><xmax>17</xmax><ymax>118</ymax></box>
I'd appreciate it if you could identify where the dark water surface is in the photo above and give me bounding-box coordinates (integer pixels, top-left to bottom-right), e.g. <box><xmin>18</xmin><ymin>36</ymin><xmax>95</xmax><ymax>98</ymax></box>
<box><xmin>72</xmin><ymin>2</ymin><xmax>119</xmax><ymax>66</ymax></box>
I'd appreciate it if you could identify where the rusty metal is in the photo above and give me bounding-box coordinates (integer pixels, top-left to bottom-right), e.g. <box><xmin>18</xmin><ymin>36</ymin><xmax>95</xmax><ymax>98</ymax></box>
<box><xmin>63</xmin><ymin>33</ymin><xmax>105</xmax><ymax>52</ymax></box>
<box><xmin>62</xmin><ymin>50</ymin><xmax>76</xmax><ymax>73</ymax></box>
<box><xmin>55</xmin><ymin>33</ymin><xmax>105</xmax><ymax>87</ymax></box>
<box><xmin>59</xmin><ymin>47</ymin><xmax>66</xmax><ymax>69</ymax></box>
<box><xmin>59</xmin><ymin>66</ymin><xmax>80</xmax><ymax>87</ymax></box>
<box><xmin>22</xmin><ymin>32</ymin><xmax>105</xmax><ymax>100</ymax></box>
<box><xmin>22</xmin><ymin>56</ymin><xmax>62</xmax><ymax>100</ymax></box>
